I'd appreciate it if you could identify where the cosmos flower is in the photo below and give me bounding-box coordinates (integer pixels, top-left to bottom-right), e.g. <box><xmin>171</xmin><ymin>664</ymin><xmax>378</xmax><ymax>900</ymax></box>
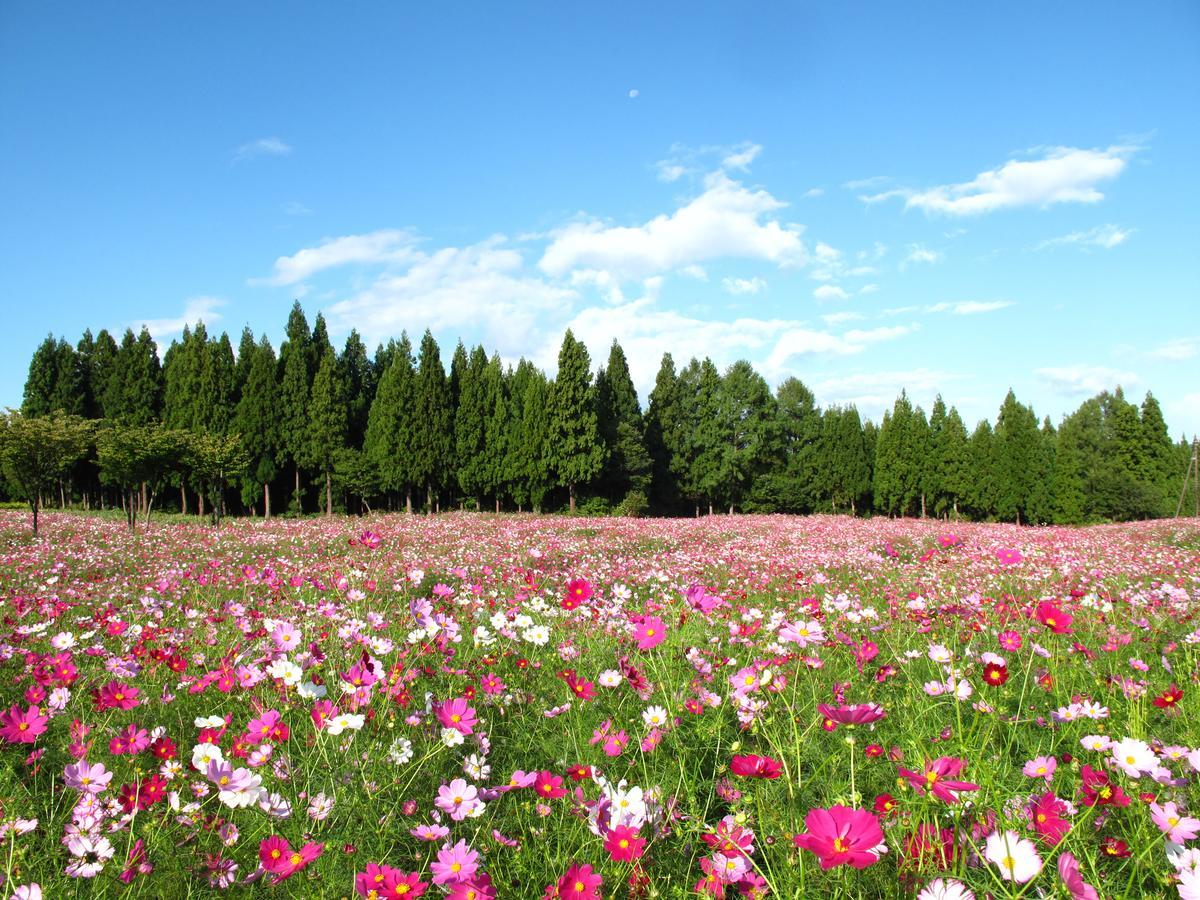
<box><xmin>792</xmin><ymin>805</ymin><xmax>885</xmax><ymax>869</ymax></box>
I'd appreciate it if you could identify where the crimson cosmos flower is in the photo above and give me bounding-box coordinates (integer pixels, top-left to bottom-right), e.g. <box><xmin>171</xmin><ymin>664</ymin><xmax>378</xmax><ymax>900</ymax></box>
<box><xmin>730</xmin><ymin>754</ymin><xmax>782</xmax><ymax>779</ymax></box>
<box><xmin>817</xmin><ymin>702</ymin><xmax>886</xmax><ymax>726</ymax></box>
<box><xmin>896</xmin><ymin>757</ymin><xmax>979</xmax><ymax>804</ymax></box>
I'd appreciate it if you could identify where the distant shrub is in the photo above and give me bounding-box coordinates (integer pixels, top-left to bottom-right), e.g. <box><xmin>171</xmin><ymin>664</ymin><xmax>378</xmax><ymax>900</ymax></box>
<box><xmin>575</xmin><ymin>496</ymin><xmax>613</xmax><ymax>517</ymax></box>
<box><xmin>616</xmin><ymin>490</ymin><xmax>648</xmax><ymax>518</ymax></box>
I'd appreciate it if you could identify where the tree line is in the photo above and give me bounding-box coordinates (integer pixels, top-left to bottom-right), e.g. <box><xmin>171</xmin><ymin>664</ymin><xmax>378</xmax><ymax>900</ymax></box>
<box><xmin>5</xmin><ymin>300</ymin><xmax>1195</xmax><ymax>530</ymax></box>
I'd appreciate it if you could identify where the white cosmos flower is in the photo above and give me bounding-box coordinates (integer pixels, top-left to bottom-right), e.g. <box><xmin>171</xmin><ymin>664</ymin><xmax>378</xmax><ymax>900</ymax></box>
<box><xmin>984</xmin><ymin>830</ymin><xmax>1042</xmax><ymax>883</ymax></box>
<box><xmin>325</xmin><ymin>714</ymin><xmax>364</xmax><ymax>736</ymax></box>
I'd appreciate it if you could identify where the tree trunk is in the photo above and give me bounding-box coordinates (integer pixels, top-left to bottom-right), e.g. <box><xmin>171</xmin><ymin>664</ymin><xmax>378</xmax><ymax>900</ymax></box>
<box><xmin>30</xmin><ymin>501</ymin><xmax>38</xmax><ymax>537</ymax></box>
<box><xmin>953</xmin><ymin>498</ymin><xmax>958</xmax><ymax>521</ymax></box>
<box><xmin>180</xmin><ymin>483</ymin><xmax>187</xmax><ymax>515</ymax></box>
<box><xmin>406</xmin><ymin>489</ymin><xmax>413</xmax><ymax>515</ymax></box>
<box><xmin>920</xmin><ymin>493</ymin><xmax>926</xmax><ymax>518</ymax></box>
<box><xmin>851</xmin><ymin>498</ymin><xmax>856</xmax><ymax>516</ymax></box>
<box><xmin>198</xmin><ymin>491</ymin><xmax>205</xmax><ymax>518</ymax></box>
<box><xmin>708</xmin><ymin>502</ymin><xmax>714</xmax><ymax>516</ymax></box>
<box><xmin>728</xmin><ymin>504</ymin><xmax>734</xmax><ymax>515</ymax></box>
<box><xmin>427</xmin><ymin>484</ymin><xmax>434</xmax><ymax>515</ymax></box>
<box><xmin>140</xmin><ymin>482</ymin><xmax>148</xmax><ymax>516</ymax></box>
<box><xmin>495</xmin><ymin>497</ymin><xmax>500</xmax><ymax>514</ymax></box>
<box><xmin>294</xmin><ymin>463</ymin><xmax>301</xmax><ymax>514</ymax></box>
<box><xmin>569</xmin><ymin>483</ymin><xmax>576</xmax><ymax>514</ymax></box>
<box><xmin>264</xmin><ymin>483</ymin><xmax>271</xmax><ymax>519</ymax></box>
<box><xmin>325</xmin><ymin>470</ymin><xmax>333</xmax><ymax>516</ymax></box>
<box><xmin>695</xmin><ymin>504</ymin><xmax>699</xmax><ymax>518</ymax></box>
<box><xmin>58</xmin><ymin>480</ymin><xmax>65</xmax><ymax>509</ymax></box>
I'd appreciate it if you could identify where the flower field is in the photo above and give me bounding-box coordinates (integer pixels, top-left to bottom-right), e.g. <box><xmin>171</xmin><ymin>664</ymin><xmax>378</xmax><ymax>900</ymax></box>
<box><xmin>1</xmin><ymin>511</ymin><xmax>1199</xmax><ymax>899</ymax></box>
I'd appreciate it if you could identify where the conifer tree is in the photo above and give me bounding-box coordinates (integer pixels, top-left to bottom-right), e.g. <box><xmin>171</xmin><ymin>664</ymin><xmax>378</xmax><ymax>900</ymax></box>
<box><xmin>776</xmin><ymin>377</ymin><xmax>822</xmax><ymax>511</ymax></box>
<box><xmin>715</xmin><ymin>360</ymin><xmax>779</xmax><ymax>513</ymax></box>
<box><xmin>413</xmin><ymin>331</ymin><xmax>453</xmax><ymax>512</ymax></box>
<box><xmin>91</xmin><ymin>330</ymin><xmax>121</xmax><ymax>421</ymax></box>
<box><xmin>21</xmin><ymin>335</ymin><xmax>60</xmax><ymax>417</ymax></box>
<box><xmin>502</xmin><ymin>360</ymin><xmax>534</xmax><ymax>511</ymax></box>
<box><xmin>278</xmin><ymin>302</ymin><xmax>315</xmax><ymax>513</ymax></box>
<box><xmin>681</xmin><ymin>359</ymin><xmax>725</xmax><ymax>513</ymax></box>
<box><xmin>1139</xmin><ymin>393</ymin><xmax>1176</xmax><ymax>516</ymax></box>
<box><xmin>233</xmin><ymin>327</ymin><xmax>257</xmax><ymax>402</ymax></box>
<box><xmin>546</xmin><ymin>330</ymin><xmax>604</xmax><ymax>513</ymax></box>
<box><xmin>340</xmin><ymin>330</ymin><xmax>374</xmax><ymax>450</ymax></box>
<box><xmin>455</xmin><ymin>345</ymin><xmax>490</xmax><ymax>508</ymax></box>
<box><xmin>232</xmin><ymin>335</ymin><xmax>281</xmax><ymax>516</ymax></box>
<box><xmin>365</xmin><ymin>336</ymin><xmax>416</xmax><ymax>510</ymax></box>
<box><xmin>482</xmin><ymin>354</ymin><xmax>509</xmax><ymax>511</ymax></box>
<box><xmin>645</xmin><ymin>353</ymin><xmax>682</xmax><ymax>512</ymax></box>
<box><xmin>967</xmin><ymin>420</ymin><xmax>997</xmax><ymax>519</ymax></box>
<box><xmin>595</xmin><ymin>340</ymin><xmax>646</xmax><ymax>502</ymax></box>
<box><xmin>518</xmin><ymin>368</ymin><xmax>553</xmax><ymax>512</ymax></box>
<box><xmin>937</xmin><ymin>406</ymin><xmax>971</xmax><ymax>519</ymax></box>
<box><xmin>307</xmin><ymin>348</ymin><xmax>347</xmax><ymax>515</ymax></box>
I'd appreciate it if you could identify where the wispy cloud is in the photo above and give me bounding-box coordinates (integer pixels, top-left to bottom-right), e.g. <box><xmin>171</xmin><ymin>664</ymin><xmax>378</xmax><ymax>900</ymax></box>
<box><xmin>926</xmin><ymin>300</ymin><xmax>1013</xmax><ymax>315</ymax></box>
<box><xmin>282</xmin><ymin>201</ymin><xmax>312</xmax><ymax>216</ymax></box>
<box><xmin>901</xmin><ymin>244</ymin><xmax>942</xmax><ymax>267</ymax></box>
<box><xmin>813</xmin><ymin>284</ymin><xmax>850</xmax><ymax>301</ymax></box>
<box><xmin>1035</xmin><ymin>364</ymin><xmax>1140</xmax><ymax>396</ymax></box>
<box><xmin>233</xmin><ymin>136</ymin><xmax>292</xmax><ymax>163</ymax></box>
<box><xmin>1035</xmin><ymin>223</ymin><xmax>1133</xmax><ymax>251</ymax></box>
<box><xmin>1151</xmin><ymin>336</ymin><xmax>1199</xmax><ymax>361</ymax></box>
<box><xmin>134</xmin><ymin>296</ymin><xmax>226</xmax><ymax>346</ymax></box>
<box><xmin>255</xmin><ymin>229</ymin><xmax>421</xmax><ymax>286</ymax></box>
<box><xmin>722</xmin><ymin>276</ymin><xmax>767</xmax><ymax>295</ymax></box>
<box><xmin>863</xmin><ymin>143</ymin><xmax>1137</xmax><ymax>215</ymax></box>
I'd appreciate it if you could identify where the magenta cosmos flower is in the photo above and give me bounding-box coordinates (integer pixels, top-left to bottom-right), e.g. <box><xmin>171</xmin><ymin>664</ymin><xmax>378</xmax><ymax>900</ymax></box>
<box><xmin>437</xmin><ymin>698</ymin><xmax>478</xmax><ymax>735</ymax></box>
<box><xmin>431</xmin><ymin>840</ymin><xmax>479</xmax><ymax>885</ymax></box>
<box><xmin>0</xmin><ymin>704</ymin><xmax>48</xmax><ymax>744</ymax></box>
<box><xmin>792</xmin><ymin>805</ymin><xmax>885</xmax><ymax>869</ymax></box>
<box><xmin>632</xmin><ymin>616</ymin><xmax>666</xmax><ymax>651</ymax></box>
<box><xmin>817</xmin><ymin>702</ymin><xmax>886</xmax><ymax>726</ymax></box>
<box><xmin>730</xmin><ymin>754</ymin><xmax>782</xmax><ymax>779</ymax></box>
<box><xmin>897</xmin><ymin>757</ymin><xmax>979</xmax><ymax>804</ymax></box>
<box><xmin>554</xmin><ymin>863</ymin><xmax>603</xmax><ymax>899</ymax></box>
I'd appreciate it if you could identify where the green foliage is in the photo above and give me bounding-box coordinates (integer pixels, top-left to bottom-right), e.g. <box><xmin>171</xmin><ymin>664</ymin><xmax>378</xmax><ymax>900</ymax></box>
<box><xmin>278</xmin><ymin>301</ymin><xmax>315</xmax><ymax>512</ymax></box>
<box><xmin>645</xmin><ymin>353</ymin><xmax>683</xmax><ymax>512</ymax></box>
<box><xmin>184</xmin><ymin>431</ymin><xmax>250</xmax><ymax>525</ymax></box>
<box><xmin>616</xmin><ymin>489</ymin><xmax>648</xmax><ymax>517</ymax></box>
<box><xmin>307</xmin><ymin>348</ymin><xmax>348</xmax><ymax>515</ymax></box>
<box><xmin>546</xmin><ymin>330</ymin><xmax>605</xmax><ymax>511</ymax></box>
<box><xmin>412</xmin><ymin>331</ymin><xmax>454</xmax><ymax>510</ymax></box>
<box><xmin>95</xmin><ymin>423</ymin><xmax>187</xmax><ymax>529</ymax></box>
<box><xmin>0</xmin><ymin>410</ymin><xmax>93</xmax><ymax>534</ymax></box>
<box><xmin>232</xmin><ymin>335</ymin><xmax>281</xmax><ymax>512</ymax></box>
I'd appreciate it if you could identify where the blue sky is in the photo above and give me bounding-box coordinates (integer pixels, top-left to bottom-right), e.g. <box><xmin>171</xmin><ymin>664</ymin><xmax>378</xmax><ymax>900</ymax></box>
<box><xmin>2</xmin><ymin>1</ymin><xmax>1198</xmax><ymax>435</ymax></box>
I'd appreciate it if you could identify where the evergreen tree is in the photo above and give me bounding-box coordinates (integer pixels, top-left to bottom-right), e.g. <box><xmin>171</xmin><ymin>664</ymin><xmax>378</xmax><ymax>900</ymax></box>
<box><xmin>644</xmin><ymin>353</ymin><xmax>683</xmax><ymax>512</ymax></box>
<box><xmin>232</xmin><ymin>335</ymin><xmax>281</xmax><ymax>516</ymax></box>
<box><xmin>681</xmin><ymin>359</ymin><xmax>725</xmax><ymax>513</ymax></box>
<box><xmin>993</xmin><ymin>389</ymin><xmax>1045</xmax><ymax>524</ymax></box>
<box><xmin>233</xmin><ymin>326</ymin><xmax>257</xmax><ymax>402</ymax></box>
<box><xmin>481</xmin><ymin>354</ymin><xmax>509</xmax><ymax>510</ymax></box>
<box><xmin>502</xmin><ymin>361</ymin><xmax>534</xmax><ymax>510</ymax></box>
<box><xmin>340</xmin><ymin>329</ymin><xmax>374</xmax><ymax>450</ymax></box>
<box><xmin>307</xmin><ymin>348</ymin><xmax>348</xmax><ymax>515</ymax></box>
<box><xmin>594</xmin><ymin>340</ymin><xmax>647</xmax><ymax>503</ymax></box>
<box><xmin>412</xmin><ymin>331</ymin><xmax>453</xmax><ymax>512</ymax></box>
<box><xmin>115</xmin><ymin>327</ymin><xmax>163</xmax><ymax>425</ymax></box>
<box><xmin>76</xmin><ymin>330</ymin><xmax>102</xmax><ymax>420</ymax></box>
<box><xmin>1139</xmin><ymin>393</ymin><xmax>1176</xmax><ymax>517</ymax></box>
<box><xmin>364</xmin><ymin>336</ymin><xmax>416</xmax><ymax>511</ymax></box>
<box><xmin>546</xmin><ymin>330</ymin><xmax>605</xmax><ymax>513</ymax></box>
<box><xmin>874</xmin><ymin>393</ymin><xmax>923</xmax><ymax>516</ymax></box>
<box><xmin>776</xmin><ymin>377</ymin><xmax>822</xmax><ymax>512</ymax></box>
<box><xmin>925</xmin><ymin>396</ymin><xmax>948</xmax><ymax>517</ymax></box>
<box><xmin>714</xmin><ymin>360</ymin><xmax>779</xmax><ymax>513</ymax></box>
<box><xmin>21</xmin><ymin>335</ymin><xmax>59</xmax><ymax>416</ymax></box>
<box><xmin>455</xmin><ymin>345</ymin><xmax>490</xmax><ymax>508</ymax></box>
<box><xmin>278</xmin><ymin>302</ymin><xmax>315</xmax><ymax>513</ymax></box>
<box><xmin>91</xmin><ymin>330</ymin><xmax>121</xmax><ymax>420</ymax></box>
<box><xmin>966</xmin><ymin>420</ymin><xmax>997</xmax><ymax>519</ymax></box>
<box><xmin>517</xmin><ymin>368</ymin><xmax>553</xmax><ymax>512</ymax></box>
<box><xmin>936</xmin><ymin>406</ymin><xmax>971</xmax><ymax>519</ymax></box>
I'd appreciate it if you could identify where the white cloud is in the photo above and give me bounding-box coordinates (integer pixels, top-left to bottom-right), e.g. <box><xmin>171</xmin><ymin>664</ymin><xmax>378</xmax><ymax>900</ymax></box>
<box><xmin>926</xmin><ymin>300</ymin><xmax>1013</xmax><ymax>315</ymax></box>
<box><xmin>721</xmin><ymin>143</ymin><xmax>762</xmax><ymax>171</ymax></box>
<box><xmin>233</xmin><ymin>137</ymin><xmax>292</xmax><ymax>162</ymax></box>
<box><xmin>135</xmin><ymin>296</ymin><xmax>226</xmax><ymax>346</ymax></box>
<box><xmin>803</xmin><ymin>187</ymin><xmax>824</xmax><ymax>198</ymax></box>
<box><xmin>1152</xmin><ymin>337</ymin><xmax>1199</xmax><ymax>361</ymax></box>
<box><xmin>1035</xmin><ymin>364</ymin><xmax>1141</xmax><ymax>396</ymax></box>
<box><xmin>763</xmin><ymin>324</ymin><xmax>916</xmax><ymax>377</ymax></box>
<box><xmin>257</xmin><ymin>229</ymin><xmax>421</xmax><ymax>286</ymax></box>
<box><xmin>538</xmin><ymin>170</ymin><xmax>807</xmax><ymax>281</ymax></box>
<box><xmin>1035</xmin><ymin>223</ymin><xmax>1133</xmax><ymax>251</ymax></box>
<box><xmin>325</xmin><ymin>237</ymin><xmax>576</xmax><ymax>357</ymax></box>
<box><xmin>679</xmin><ymin>264</ymin><xmax>708</xmax><ymax>281</ymax></box>
<box><xmin>813</xmin><ymin>285</ymin><xmax>850</xmax><ymax>301</ymax></box>
<box><xmin>863</xmin><ymin>144</ymin><xmax>1137</xmax><ymax>215</ymax></box>
<box><xmin>902</xmin><ymin>244</ymin><xmax>942</xmax><ymax>267</ymax></box>
<box><xmin>628</xmin><ymin>88</ymin><xmax>639</xmax><ymax>98</ymax></box>
<box><xmin>282</xmin><ymin>201</ymin><xmax>312</xmax><ymax>216</ymax></box>
<box><xmin>811</xmin><ymin>368</ymin><xmax>953</xmax><ymax>421</ymax></box>
<box><xmin>858</xmin><ymin>283</ymin><xmax>879</xmax><ymax>295</ymax></box>
<box><xmin>656</xmin><ymin>162</ymin><xmax>690</xmax><ymax>183</ymax></box>
<box><xmin>822</xmin><ymin>311</ymin><xmax>865</xmax><ymax>325</ymax></box>
<box><xmin>722</xmin><ymin>276</ymin><xmax>767</xmax><ymax>295</ymax></box>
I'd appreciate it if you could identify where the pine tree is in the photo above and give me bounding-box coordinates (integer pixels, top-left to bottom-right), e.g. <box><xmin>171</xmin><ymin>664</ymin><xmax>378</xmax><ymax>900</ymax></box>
<box><xmin>595</xmin><ymin>340</ymin><xmax>646</xmax><ymax>503</ymax></box>
<box><xmin>518</xmin><ymin>369</ymin><xmax>553</xmax><ymax>512</ymax></box>
<box><xmin>340</xmin><ymin>329</ymin><xmax>374</xmax><ymax>450</ymax></box>
<box><xmin>365</xmin><ymin>336</ymin><xmax>416</xmax><ymax>510</ymax></box>
<box><xmin>233</xmin><ymin>327</ymin><xmax>257</xmax><ymax>403</ymax></box>
<box><xmin>926</xmin><ymin>396</ymin><xmax>948</xmax><ymax>517</ymax></box>
<box><xmin>502</xmin><ymin>361</ymin><xmax>534</xmax><ymax>510</ymax></box>
<box><xmin>455</xmin><ymin>345</ymin><xmax>489</xmax><ymax>508</ymax></box>
<box><xmin>91</xmin><ymin>330</ymin><xmax>121</xmax><ymax>421</ymax></box>
<box><xmin>115</xmin><ymin>327</ymin><xmax>163</xmax><ymax>425</ymax></box>
<box><xmin>481</xmin><ymin>354</ymin><xmax>509</xmax><ymax>511</ymax></box>
<box><xmin>776</xmin><ymin>377</ymin><xmax>822</xmax><ymax>512</ymax></box>
<box><xmin>682</xmin><ymin>359</ymin><xmax>725</xmax><ymax>513</ymax></box>
<box><xmin>21</xmin><ymin>335</ymin><xmax>59</xmax><ymax>417</ymax></box>
<box><xmin>715</xmin><ymin>360</ymin><xmax>779</xmax><ymax>513</ymax></box>
<box><xmin>645</xmin><ymin>353</ymin><xmax>682</xmax><ymax>512</ymax></box>
<box><xmin>546</xmin><ymin>330</ymin><xmax>604</xmax><ymax>513</ymax></box>
<box><xmin>967</xmin><ymin>420</ymin><xmax>997</xmax><ymax>519</ymax></box>
<box><xmin>232</xmin><ymin>335</ymin><xmax>281</xmax><ymax>516</ymax></box>
<box><xmin>278</xmin><ymin>302</ymin><xmax>315</xmax><ymax>513</ymax></box>
<box><xmin>307</xmin><ymin>348</ymin><xmax>348</xmax><ymax>515</ymax></box>
<box><xmin>937</xmin><ymin>406</ymin><xmax>971</xmax><ymax>519</ymax></box>
<box><xmin>412</xmin><ymin>331</ymin><xmax>453</xmax><ymax>512</ymax></box>
<box><xmin>1139</xmin><ymin>393</ymin><xmax>1176</xmax><ymax>517</ymax></box>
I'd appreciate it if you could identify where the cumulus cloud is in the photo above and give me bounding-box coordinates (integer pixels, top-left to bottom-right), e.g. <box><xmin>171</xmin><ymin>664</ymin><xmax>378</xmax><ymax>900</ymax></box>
<box><xmin>256</xmin><ymin>229</ymin><xmax>421</xmax><ymax>286</ymax></box>
<box><xmin>325</xmin><ymin>237</ymin><xmax>576</xmax><ymax>358</ymax></box>
<box><xmin>1035</xmin><ymin>364</ymin><xmax>1141</xmax><ymax>396</ymax></box>
<box><xmin>538</xmin><ymin>171</ymin><xmax>807</xmax><ymax>280</ymax></box>
<box><xmin>721</xmin><ymin>143</ymin><xmax>762</xmax><ymax>171</ymax></box>
<box><xmin>863</xmin><ymin>144</ymin><xmax>1136</xmax><ymax>215</ymax></box>
<box><xmin>135</xmin><ymin>296</ymin><xmax>226</xmax><ymax>345</ymax></box>
<box><xmin>233</xmin><ymin>137</ymin><xmax>292</xmax><ymax>162</ymax></box>
<box><xmin>722</xmin><ymin>276</ymin><xmax>767</xmax><ymax>295</ymax></box>
<box><xmin>902</xmin><ymin>244</ymin><xmax>942</xmax><ymax>267</ymax></box>
<box><xmin>1035</xmin><ymin>223</ymin><xmax>1133</xmax><ymax>251</ymax></box>
<box><xmin>813</xmin><ymin>285</ymin><xmax>850</xmax><ymax>301</ymax></box>
<box><xmin>810</xmin><ymin>368</ymin><xmax>954</xmax><ymax>421</ymax></box>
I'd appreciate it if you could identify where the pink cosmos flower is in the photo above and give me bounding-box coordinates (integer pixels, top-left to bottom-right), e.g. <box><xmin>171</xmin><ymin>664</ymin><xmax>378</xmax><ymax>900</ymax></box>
<box><xmin>555</xmin><ymin>863</ymin><xmax>603</xmax><ymax>899</ymax></box>
<box><xmin>0</xmin><ymin>704</ymin><xmax>48</xmax><ymax>744</ymax></box>
<box><xmin>1029</xmin><ymin>792</ymin><xmax>1071</xmax><ymax>846</ymax></box>
<box><xmin>431</xmin><ymin>839</ymin><xmax>479</xmax><ymax>885</ymax></box>
<box><xmin>437</xmin><ymin>698</ymin><xmax>478</xmax><ymax>735</ymax></box>
<box><xmin>995</xmin><ymin>548</ymin><xmax>1023</xmax><ymax>566</ymax></box>
<box><xmin>1035</xmin><ymin>602</ymin><xmax>1072</xmax><ymax>634</ymax></box>
<box><xmin>730</xmin><ymin>754</ymin><xmax>782</xmax><ymax>779</ymax></box>
<box><xmin>632</xmin><ymin>616</ymin><xmax>666</xmax><ymax>651</ymax></box>
<box><xmin>817</xmin><ymin>703</ymin><xmax>886</xmax><ymax>726</ymax></box>
<box><xmin>1150</xmin><ymin>800</ymin><xmax>1200</xmax><ymax>843</ymax></box>
<box><xmin>64</xmin><ymin>760</ymin><xmax>112</xmax><ymax>794</ymax></box>
<box><xmin>1057</xmin><ymin>852</ymin><xmax>1099</xmax><ymax>900</ymax></box>
<box><xmin>436</xmin><ymin>778</ymin><xmax>483</xmax><ymax>821</ymax></box>
<box><xmin>998</xmin><ymin>630</ymin><xmax>1023</xmax><ymax>651</ymax></box>
<box><xmin>793</xmin><ymin>805</ymin><xmax>885</xmax><ymax>869</ymax></box>
<box><xmin>897</xmin><ymin>757</ymin><xmax>979</xmax><ymax>804</ymax></box>
<box><xmin>1023</xmin><ymin>755</ymin><xmax>1057</xmax><ymax>782</ymax></box>
<box><xmin>94</xmin><ymin>681</ymin><xmax>139</xmax><ymax>711</ymax></box>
